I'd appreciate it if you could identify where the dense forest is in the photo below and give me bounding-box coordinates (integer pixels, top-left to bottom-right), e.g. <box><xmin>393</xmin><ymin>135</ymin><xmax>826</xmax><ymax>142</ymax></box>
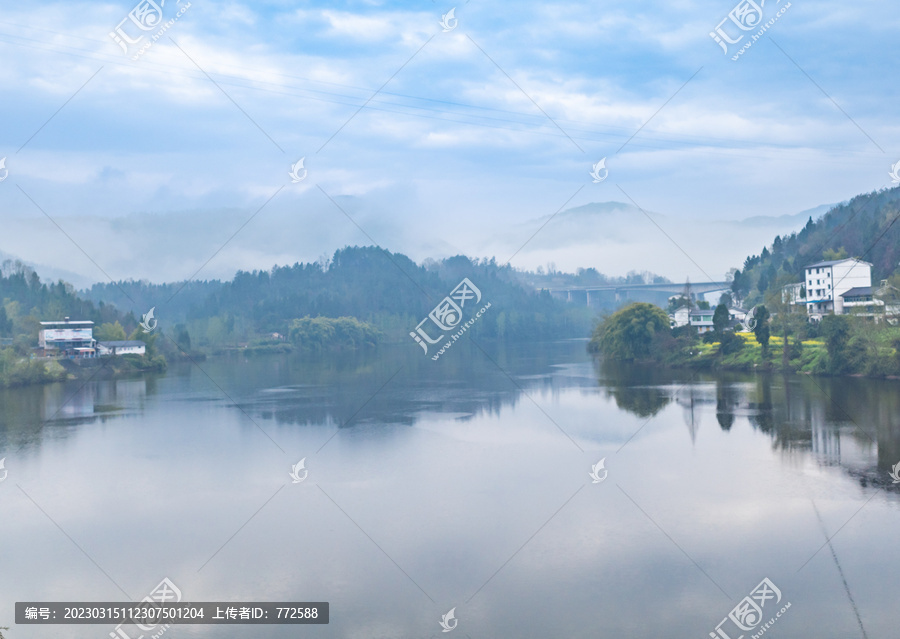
<box><xmin>0</xmin><ymin>260</ymin><xmax>140</xmax><ymax>386</ymax></box>
<box><xmin>0</xmin><ymin>260</ymin><xmax>124</xmax><ymax>348</ymax></box>
<box><xmin>83</xmin><ymin>246</ymin><xmax>598</xmax><ymax>349</ymax></box>
<box><xmin>731</xmin><ymin>186</ymin><xmax>900</xmax><ymax>307</ymax></box>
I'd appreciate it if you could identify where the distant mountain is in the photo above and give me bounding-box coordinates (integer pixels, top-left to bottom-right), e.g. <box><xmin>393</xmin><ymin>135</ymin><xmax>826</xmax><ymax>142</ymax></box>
<box><xmin>1</xmin><ymin>197</ymin><xmax>836</xmax><ymax>287</ymax></box>
<box><xmin>472</xmin><ymin>200</ymin><xmax>835</xmax><ymax>282</ymax></box>
<box><xmin>738</xmin><ymin>203</ymin><xmax>836</xmax><ymax>228</ymax></box>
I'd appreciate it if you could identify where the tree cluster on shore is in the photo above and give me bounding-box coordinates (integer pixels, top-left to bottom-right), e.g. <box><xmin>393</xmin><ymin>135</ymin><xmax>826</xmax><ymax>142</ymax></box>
<box><xmin>589</xmin><ymin>302</ymin><xmax>900</xmax><ymax>377</ymax></box>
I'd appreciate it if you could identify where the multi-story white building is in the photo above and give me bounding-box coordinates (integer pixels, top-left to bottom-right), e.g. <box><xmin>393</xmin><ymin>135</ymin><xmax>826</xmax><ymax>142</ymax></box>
<box><xmin>804</xmin><ymin>258</ymin><xmax>872</xmax><ymax>319</ymax></box>
<box><xmin>39</xmin><ymin>318</ymin><xmax>96</xmax><ymax>358</ymax></box>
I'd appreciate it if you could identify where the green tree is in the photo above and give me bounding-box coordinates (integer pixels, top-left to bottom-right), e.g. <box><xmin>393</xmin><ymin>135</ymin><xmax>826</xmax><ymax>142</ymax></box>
<box><xmin>588</xmin><ymin>303</ymin><xmax>670</xmax><ymax>361</ymax></box>
<box><xmin>174</xmin><ymin>323</ymin><xmax>191</xmax><ymax>352</ymax></box>
<box><xmin>712</xmin><ymin>304</ymin><xmax>729</xmax><ymax>337</ymax></box>
<box><xmin>95</xmin><ymin>321</ymin><xmax>127</xmax><ymax>342</ymax></box>
<box><xmin>822</xmin><ymin>314</ymin><xmax>852</xmax><ymax>374</ymax></box>
<box><xmin>822</xmin><ymin>247</ymin><xmax>848</xmax><ymax>261</ymax></box>
<box><xmin>667</xmin><ymin>295</ymin><xmax>690</xmax><ymax>313</ymax></box>
<box><xmin>0</xmin><ymin>305</ymin><xmax>12</xmax><ymax>337</ymax></box>
<box><xmin>289</xmin><ymin>316</ymin><xmax>379</xmax><ymax>350</ymax></box>
<box><xmin>127</xmin><ymin>326</ymin><xmax>157</xmax><ymax>355</ymax></box>
<box><xmin>753</xmin><ymin>305</ymin><xmax>771</xmax><ymax>355</ymax></box>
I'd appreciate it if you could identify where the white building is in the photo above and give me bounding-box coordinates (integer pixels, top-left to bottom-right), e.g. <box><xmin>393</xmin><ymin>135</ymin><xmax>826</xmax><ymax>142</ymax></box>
<box><xmin>782</xmin><ymin>282</ymin><xmax>804</xmax><ymax>306</ymax></box>
<box><xmin>97</xmin><ymin>340</ymin><xmax>146</xmax><ymax>356</ymax></box>
<box><xmin>875</xmin><ymin>280</ymin><xmax>900</xmax><ymax>322</ymax></box>
<box><xmin>670</xmin><ymin>305</ymin><xmax>691</xmax><ymax>328</ymax></box>
<box><xmin>728</xmin><ymin>307</ymin><xmax>748</xmax><ymax>324</ymax></box>
<box><xmin>689</xmin><ymin>309</ymin><xmax>715</xmax><ymax>333</ymax></box>
<box><xmin>804</xmin><ymin>258</ymin><xmax>872</xmax><ymax>319</ymax></box>
<box><xmin>839</xmin><ymin>287</ymin><xmax>883</xmax><ymax>319</ymax></box>
<box><xmin>39</xmin><ymin>318</ymin><xmax>95</xmax><ymax>358</ymax></box>
<box><xmin>669</xmin><ymin>305</ymin><xmax>717</xmax><ymax>333</ymax></box>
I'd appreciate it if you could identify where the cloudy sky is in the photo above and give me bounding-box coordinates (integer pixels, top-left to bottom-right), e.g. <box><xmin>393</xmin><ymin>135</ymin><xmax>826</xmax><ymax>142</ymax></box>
<box><xmin>1</xmin><ymin>0</ymin><xmax>898</xmax><ymax>284</ymax></box>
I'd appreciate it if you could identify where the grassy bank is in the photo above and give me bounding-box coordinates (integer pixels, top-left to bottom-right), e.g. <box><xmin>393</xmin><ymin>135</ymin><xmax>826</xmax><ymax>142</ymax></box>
<box><xmin>0</xmin><ymin>349</ymin><xmax>167</xmax><ymax>389</ymax></box>
<box><xmin>589</xmin><ymin>302</ymin><xmax>900</xmax><ymax>378</ymax></box>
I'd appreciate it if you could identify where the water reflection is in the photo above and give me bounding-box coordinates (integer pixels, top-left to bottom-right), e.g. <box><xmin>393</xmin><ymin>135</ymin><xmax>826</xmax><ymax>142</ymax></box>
<box><xmin>2</xmin><ymin>341</ymin><xmax>899</xmax><ymax>638</ymax></box>
<box><xmin>594</xmin><ymin>358</ymin><xmax>900</xmax><ymax>491</ymax></box>
<box><xmin>5</xmin><ymin>344</ymin><xmax>897</xmax><ymax>497</ymax></box>
<box><xmin>0</xmin><ymin>377</ymin><xmax>150</xmax><ymax>451</ymax></box>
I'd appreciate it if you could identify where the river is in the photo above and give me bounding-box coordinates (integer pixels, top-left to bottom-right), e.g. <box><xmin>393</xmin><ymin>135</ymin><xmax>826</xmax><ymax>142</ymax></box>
<box><xmin>1</xmin><ymin>339</ymin><xmax>898</xmax><ymax>638</ymax></box>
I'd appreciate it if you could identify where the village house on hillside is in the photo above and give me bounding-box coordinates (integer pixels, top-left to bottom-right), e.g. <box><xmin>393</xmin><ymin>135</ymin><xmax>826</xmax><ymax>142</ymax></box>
<box><xmin>803</xmin><ymin>258</ymin><xmax>872</xmax><ymax>319</ymax></box>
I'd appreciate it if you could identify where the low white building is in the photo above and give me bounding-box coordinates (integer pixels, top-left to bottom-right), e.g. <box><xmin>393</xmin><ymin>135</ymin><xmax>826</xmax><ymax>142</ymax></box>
<box><xmin>840</xmin><ymin>287</ymin><xmax>883</xmax><ymax>319</ymax></box>
<box><xmin>728</xmin><ymin>307</ymin><xmax>748</xmax><ymax>324</ymax></box>
<box><xmin>669</xmin><ymin>305</ymin><xmax>717</xmax><ymax>333</ymax></box>
<box><xmin>804</xmin><ymin>258</ymin><xmax>872</xmax><ymax>319</ymax></box>
<box><xmin>875</xmin><ymin>280</ymin><xmax>900</xmax><ymax>321</ymax></box>
<box><xmin>689</xmin><ymin>309</ymin><xmax>715</xmax><ymax>333</ymax></box>
<box><xmin>97</xmin><ymin>340</ymin><xmax>146</xmax><ymax>356</ymax></box>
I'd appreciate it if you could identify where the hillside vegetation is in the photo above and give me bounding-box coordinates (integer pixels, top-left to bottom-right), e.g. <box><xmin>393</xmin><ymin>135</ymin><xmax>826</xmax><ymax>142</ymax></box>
<box><xmin>732</xmin><ymin>187</ymin><xmax>900</xmax><ymax>307</ymax></box>
<box><xmin>85</xmin><ymin>246</ymin><xmax>597</xmax><ymax>349</ymax></box>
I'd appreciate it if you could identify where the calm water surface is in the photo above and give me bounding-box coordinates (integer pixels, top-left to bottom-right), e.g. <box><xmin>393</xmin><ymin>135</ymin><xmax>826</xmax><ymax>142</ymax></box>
<box><xmin>1</xmin><ymin>340</ymin><xmax>899</xmax><ymax>638</ymax></box>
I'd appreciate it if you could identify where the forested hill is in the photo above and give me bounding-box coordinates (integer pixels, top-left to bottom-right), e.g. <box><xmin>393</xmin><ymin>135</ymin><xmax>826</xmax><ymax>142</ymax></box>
<box><xmin>84</xmin><ymin>246</ymin><xmax>596</xmax><ymax>344</ymax></box>
<box><xmin>0</xmin><ymin>260</ymin><xmax>124</xmax><ymax>342</ymax></box>
<box><xmin>731</xmin><ymin>186</ymin><xmax>900</xmax><ymax>304</ymax></box>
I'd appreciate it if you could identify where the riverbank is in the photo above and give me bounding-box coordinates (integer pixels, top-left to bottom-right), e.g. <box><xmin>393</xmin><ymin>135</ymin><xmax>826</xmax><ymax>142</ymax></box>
<box><xmin>650</xmin><ymin>331</ymin><xmax>900</xmax><ymax>378</ymax></box>
<box><xmin>0</xmin><ymin>351</ymin><xmax>167</xmax><ymax>388</ymax></box>
<box><xmin>588</xmin><ymin>302</ymin><xmax>900</xmax><ymax>379</ymax></box>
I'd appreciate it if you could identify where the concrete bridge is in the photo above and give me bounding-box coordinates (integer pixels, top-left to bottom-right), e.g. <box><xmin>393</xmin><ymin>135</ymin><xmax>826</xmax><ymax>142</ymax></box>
<box><xmin>540</xmin><ymin>281</ymin><xmax>731</xmax><ymax>306</ymax></box>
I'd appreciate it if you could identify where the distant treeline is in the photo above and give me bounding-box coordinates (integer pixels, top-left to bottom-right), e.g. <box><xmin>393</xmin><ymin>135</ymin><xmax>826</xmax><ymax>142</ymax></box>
<box><xmin>83</xmin><ymin>246</ymin><xmax>597</xmax><ymax>349</ymax></box>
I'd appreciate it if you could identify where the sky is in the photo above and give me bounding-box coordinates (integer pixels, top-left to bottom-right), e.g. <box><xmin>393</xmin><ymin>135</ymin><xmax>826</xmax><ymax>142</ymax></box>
<box><xmin>1</xmin><ymin>0</ymin><xmax>898</xmax><ymax>285</ymax></box>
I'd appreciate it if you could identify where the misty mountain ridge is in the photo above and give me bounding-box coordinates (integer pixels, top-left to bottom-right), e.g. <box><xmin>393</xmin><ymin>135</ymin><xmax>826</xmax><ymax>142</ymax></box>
<box><xmin>0</xmin><ymin>198</ymin><xmax>836</xmax><ymax>287</ymax></box>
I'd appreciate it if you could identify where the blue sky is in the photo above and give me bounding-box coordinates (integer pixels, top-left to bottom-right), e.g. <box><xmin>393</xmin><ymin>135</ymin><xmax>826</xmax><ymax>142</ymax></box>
<box><xmin>1</xmin><ymin>0</ymin><xmax>898</xmax><ymax>283</ymax></box>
